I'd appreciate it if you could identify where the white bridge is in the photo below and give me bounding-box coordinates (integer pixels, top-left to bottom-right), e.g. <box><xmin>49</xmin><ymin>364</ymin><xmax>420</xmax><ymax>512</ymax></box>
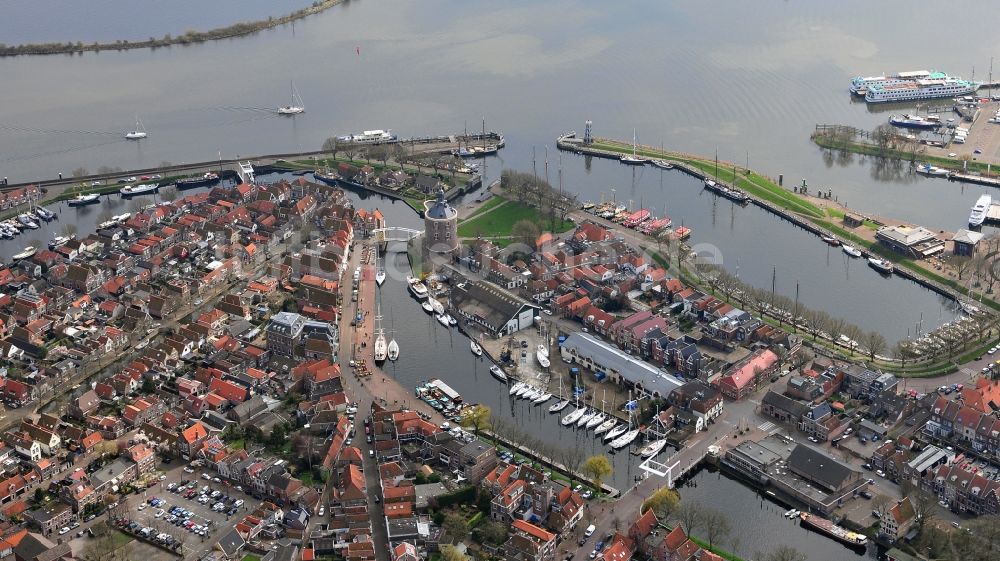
<box><xmin>237</xmin><ymin>161</ymin><xmax>256</xmax><ymax>184</ymax></box>
<box><xmin>372</xmin><ymin>227</ymin><xmax>422</xmax><ymax>243</ymax></box>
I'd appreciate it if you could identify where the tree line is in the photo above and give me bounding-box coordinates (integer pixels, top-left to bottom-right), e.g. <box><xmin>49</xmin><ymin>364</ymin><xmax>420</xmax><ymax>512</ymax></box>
<box><xmin>0</xmin><ymin>0</ymin><xmax>343</xmax><ymax>57</ymax></box>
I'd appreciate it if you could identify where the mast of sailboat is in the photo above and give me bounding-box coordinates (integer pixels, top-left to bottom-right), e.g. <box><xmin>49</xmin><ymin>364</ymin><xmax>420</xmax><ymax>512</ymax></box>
<box><xmin>714</xmin><ymin>148</ymin><xmax>719</xmax><ymax>181</ymax></box>
<box><xmin>632</xmin><ymin>128</ymin><xmax>638</xmax><ymax>158</ymax></box>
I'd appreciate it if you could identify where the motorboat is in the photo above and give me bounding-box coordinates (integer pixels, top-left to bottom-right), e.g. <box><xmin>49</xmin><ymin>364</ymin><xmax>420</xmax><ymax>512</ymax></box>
<box><xmin>842</xmin><ymin>244</ymin><xmax>863</xmax><ymax>258</ymax></box>
<box><xmin>34</xmin><ymin>207</ymin><xmax>54</xmax><ymax>221</ymax></box>
<box><xmin>375</xmin><ymin>259</ymin><xmax>386</xmax><ymax>286</ymax></box>
<box><xmin>603</xmin><ymin>423</ymin><xmax>628</xmax><ymax>442</ymax></box>
<box><xmin>537</xmin><ymin>344</ymin><xmax>549</xmax><ymax>357</ymax></box>
<box><xmin>446</xmin><ymin>314</ymin><xmax>457</xmax><ymax>326</ymax></box>
<box><xmin>120</xmin><ymin>183</ymin><xmax>159</xmax><ymax>196</ymax></box>
<box><xmin>610</xmin><ymin>427</ymin><xmax>640</xmax><ymax>450</ymax></box>
<box><xmin>408</xmin><ymin>278</ymin><xmax>429</xmax><ymax>299</ymax></box>
<box><xmin>16</xmin><ymin>214</ymin><xmax>38</xmax><ymax>229</ymax></box>
<box><xmin>594</xmin><ymin>417</ymin><xmax>618</xmax><ymax>435</ymax></box>
<box><xmin>536</xmin><ymin>351</ymin><xmax>551</xmax><ymax>368</ymax></box>
<box><xmin>638</xmin><ymin>439</ymin><xmax>668</xmax><ymax>459</ymax></box>
<box><xmin>651</xmin><ymin>159</ymin><xmax>674</xmax><ymax>170</ymax></box>
<box><xmin>387</xmin><ymin>339</ymin><xmax>400</xmax><ymax>361</ymax></box>
<box><xmin>970</xmin><ymin>194</ymin><xmax>991</xmax><ymax>227</ymax></box>
<box><xmin>916</xmin><ymin>163</ymin><xmax>950</xmax><ymax>176</ymax></box>
<box><xmin>436</xmin><ymin>314</ymin><xmax>450</xmax><ymax>327</ymax></box>
<box><xmin>124</xmin><ymin>116</ymin><xmax>147</xmax><ymax>140</ymax></box>
<box><xmin>868</xmin><ymin>257</ymin><xmax>894</xmax><ymax>275</ymax></box>
<box><xmin>548</xmin><ymin>400</ymin><xmax>569</xmax><ymax>413</ymax></box>
<box><xmin>586</xmin><ymin>412</ymin><xmax>606</xmax><ymax>430</ymax></box>
<box><xmin>820</xmin><ymin>234</ymin><xmax>840</xmax><ymax>247</ymax></box>
<box><xmin>12</xmin><ymin>246</ymin><xmax>36</xmax><ymax>260</ymax></box>
<box><xmin>68</xmin><ymin>193</ymin><xmax>100</xmax><ymax>206</ymax></box>
<box><xmin>561</xmin><ymin>408</ymin><xmax>586</xmax><ymax>426</ymax></box>
<box><xmin>276</xmin><ymin>81</ymin><xmax>305</xmax><ymax>115</ymax></box>
<box><xmin>421</xmin><ymin>301</ymin><xmax>434</xmax><ymax>313</ymax></box>
<box><xmin>50</xmin><ymin>235</ymin><xmax>73</xmax><ymax>249</ymax></box>
<box><xmin>533</xmin><ymin>392</ymin><xmax>552</xmax><ymax>404</ymax></box>
<box><xmin>509</xmin><ymin>381</ymin><xmax>524</xmax><ymax>396</ymax></box>
<box><xmin>470</xmin><ymin>340</ymin><xmax>483</xmax><ymax>356</ymax></box>
<box><xmin>490</xmin><ymin>365</ymin><xmax>508</xmax><ymax>383</ymax></box>
<box><xmin>576</xmin><ymin>409</ymin><xmax>596</xmax><ymax>428</ymax></box>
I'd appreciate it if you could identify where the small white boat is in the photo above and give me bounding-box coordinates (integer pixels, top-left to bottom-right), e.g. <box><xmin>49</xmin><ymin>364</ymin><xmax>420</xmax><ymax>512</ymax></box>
<box><xmin>387</xmin><ymin>339</ymin><xmax>400</xmax><ymax>361</ymax></box>
<box><xmin>651</xmin><ymin>159</ymin><xmax>674</xmax><ymax>170</ymax></box>
<box><xmin>470</xmin><ymin>340</ymin><xmax>483</xmax><ymax>356</ymax></box>
<box><xmin>428</xmin><ymin>298</ymin><xmax>445</xmax><ymax>315</ymax></box>
<box><xmin>124</xmin><ymin>115</ymin><xmax>147</xmax><ymax>140</ymax></box>
<box><xmin>436</xmin><ymin>314</ymin><xmax>450</xmax><ymax>327</ymax></box>
<box><xmin>842</xmin><ymin>244</ymin><xmax>863</xmax><ymax>258</ymax></box>
<box><xmin>421</xmin><ymin>301</ymin><xmax>434</xmax><ymax>313</ymax></box>
<box><xmin>537</xmin><ymin>344</ymin><xmax>549</xmax><ymax>357</ymax></box>
<box><xmin>50</xmin><ymin>235</ymin><xmax>72</xmax><ymax>248</ymax></box>
<box><xmin>522</xmin><ymin>387</ymin><xmax>540</xmax><ymax>401</ymax></box>
<box><xmin>17</xmin><ymin>214</ymin><xmax>38</xmax><ymax>229</ymax></box>
<box><xmin>12</xmin><ymin>246</ymin><xmax>36</xmax><ymax>260</ymax></box>
<box><xmin>586</xmin><ymin>412</ymin><xmax>606</xmax><ymax>430</ymax></box>
<box><xmin>610</xmin><ymin>428</ymin><xmax>640</xmax><ymax>450</ymax></box>
<box><xmin>533</xmin><ymin>392</ymin><xmax>552</xmax><ymax>404</ymax></box>
<box><xmin>375</xmin><ymin>269</ymin><xmax>386</xmax><ymax>286</ymax></box>
<box><xmin>536</xmin><ymin>351</ymin><xmax>551</xmax><ymax>368</ymax></box>
<box><xmin>603</xmin><ymin>424</ymin><xmax>628</xmax><ymax>442</ymax></box>
<box><xmin>408</xmin><ymin>278</ymin><xmax>429</xmax><ymax>299</ymax></box>
<box><xmin>576</xmin><ymin>409</ymin><xmax>596</xmax><ymax>427</ymax></box>
<box><xmin>638</xmin><ymin>439</ymin><xmax>668</xmax><ymax>458</ymax></box>
<box><xmin>548</xmin><ymin>400</ymin><xmax>570</xmax><ymax>413</ymax></box>
<box><xmin>561</xmin><ymin>408</ymin><xmax>586</xmax><ymax>426</ymax></box>
<box><xmin>490</xmin><ymin>365</ymin><xmax>508</xmax><ymax>383</ymax></box>
<box><xmin>515</xmin><ymin>384</ymin><xmax>531</xmax><ymax>398</ymax></box>
<box><xmin>447</xmin><ymin>315</ymin><xmax>457</xmax><ymax>326</ymax></box>
<box><xmin>594</xmin><ymin>417</ymin><xmax>618</xmax><ymax>435</ymax></box>
<box><xmin>868</xmin><ymin>257</ymin><xmax>894</xmax><ymax>274</ymax></box>
<box><xmin>509</xmin><ymin>381</ymin><xmax>524</xmax><ymax>395</ymax></box>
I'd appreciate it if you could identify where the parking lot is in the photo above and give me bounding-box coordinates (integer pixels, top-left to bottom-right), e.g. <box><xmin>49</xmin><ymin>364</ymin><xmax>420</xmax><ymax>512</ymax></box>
<box><xmin>101</xmin><ymin>461</ymin><xmax>261</xmax><ymax>558</ymax></box>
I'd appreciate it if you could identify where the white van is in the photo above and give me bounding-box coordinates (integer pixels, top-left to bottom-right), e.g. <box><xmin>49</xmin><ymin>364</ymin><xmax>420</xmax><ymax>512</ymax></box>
<box><xmin>584</xmin><ymin>524</ymin><xmax>596</xmax><ymax>538</ymax></box>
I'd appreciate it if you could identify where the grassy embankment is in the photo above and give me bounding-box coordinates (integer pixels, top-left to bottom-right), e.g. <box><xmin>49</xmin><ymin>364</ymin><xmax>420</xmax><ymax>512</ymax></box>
<box><xmin>812</xmin><ymin>132</ymin><xmax>999</xmax><ymax>176</ymax></box>
<box><xmin>0</xmin><ymin>0</ymin><xmax>345</xmax><ymax>57</ymax></box>
<box><xmin>457</xmin><ymin>198</ymin><xmax>574</xmax><ymax>246</ymax></box>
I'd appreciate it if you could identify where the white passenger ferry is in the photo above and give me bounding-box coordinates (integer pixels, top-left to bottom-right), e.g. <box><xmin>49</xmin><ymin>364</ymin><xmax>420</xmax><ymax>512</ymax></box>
<box><xmin>337</xmin><ymin>129</ymin><xmax>397</xmax><ymax>144</ymax></box>
<box><xmin>865</xmin><ymin>76</ymin><xmax>978</xmax><ymax>103</ymax></box>
<box><xmin>849</xmin><ymin>70</ymin><xmax>938</xmax><ymax>95</ymax></box>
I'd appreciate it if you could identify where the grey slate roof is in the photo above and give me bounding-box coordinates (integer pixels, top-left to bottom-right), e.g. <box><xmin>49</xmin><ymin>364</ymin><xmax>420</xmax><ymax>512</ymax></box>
<box><xmin>787</xmin><ymin>444</ymin><xmax>858</xmax><ymax>492</ymax></box>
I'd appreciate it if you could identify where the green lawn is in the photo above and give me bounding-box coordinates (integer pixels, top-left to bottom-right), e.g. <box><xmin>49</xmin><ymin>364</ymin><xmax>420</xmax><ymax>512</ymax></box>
<box><xmin>462</xmin><ymin>195</ymin><xmax>506</xmax><ymax>221</ymax></box>
<box><xmin>242</xmin><ymin>555</ymin><xmax>262</xmax><ymax>561</ymax></box>
<box><xmin>457</xmin><ymin>199</ymin><xmax>574</xmax><ymax>244</ymax></box>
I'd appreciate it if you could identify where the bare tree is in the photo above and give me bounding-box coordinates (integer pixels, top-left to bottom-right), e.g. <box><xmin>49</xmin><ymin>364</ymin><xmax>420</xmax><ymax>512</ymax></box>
<box><xmin>760</xmin><ymin>546</ymin><xmax>807</xmax><ymax>561</ymax></box>
<box><xmin>72</xmin><ymin>167</ymin><xmax>89</xmax><ymax>178</ymax></box>
<box><xmin>862</xmin><ymin>331</ymin><xmax>887</xmax><ymax>362</ymax></box>
<box><xmin>901</xmin><ymin>480</ymin><xmax>938</xmax><ymax>534</ymax></box>
<box><xmin>701</xmin><ymin>508</ymin><xmax>731</xmax><ymax>551</ymax></box>
<box><xmin>843</xmin><ymin>324</ymin><xmax>864</xmax><ymax>356</ymax></box>
<box><xmin>952</xmin><ymin>255</ymin><xmax>975</xmax><ymax>281</ymax></box>
<box><xmin>322</xmin><ymin>137</ymin><xmax>340</xmax><ymax>160</ymax></box>
<box><xmin>676</xmin><ymin>501</ymin><xmax>705</xmax><ymax>536</ymax></box>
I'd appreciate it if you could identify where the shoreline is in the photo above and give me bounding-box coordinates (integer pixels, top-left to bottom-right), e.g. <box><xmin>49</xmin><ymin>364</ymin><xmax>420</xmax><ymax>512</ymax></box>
<box><xmin>0</xmin><ymin>0</ymin><xmax>346</xmax><ymax>58</ymax></box>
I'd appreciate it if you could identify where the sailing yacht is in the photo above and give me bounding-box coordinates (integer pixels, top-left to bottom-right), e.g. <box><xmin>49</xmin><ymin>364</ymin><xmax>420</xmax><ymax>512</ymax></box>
<box><xmin>610</xmin><ymin>396</ymin><xmax>640</xmax><ymax>450</ymax></box>
<box><xmin>277</xmin><ymin>81</ymin><xmax>305</xmax><ymax>115</ymax></box>
<box><xmin>603</xmin><ymin>423</ymin><xmax>627</xmax><ymax>442</ymax></box>
<box><xmin>124</xmin><ymin>115</ymin><xmax>147</xmax><ymax>140</ymax></box>
<box><xmin>638</xmin><ymin>439</ymin><xmax>668</xmax><ymax>459</ymax></box>
<box><xmin>509</xmin><ymin>381</ymin><xmax>524</xmax><ymax>395</ymax></box>
<box><xmin>470</xmin><ymin>339</ymin><xmax>483</xmax><ymax>356</ymax></box>
<box><xmin>586</xmin><ymin>391</ymin><xmax>608</xmax><ymax>429</ymax></box>
<box><xmin>594</xmin><ymin>417</ymin><xmax>618</xmax><ymax>435</ymax></box>
<box><xmin>490</xmin><ymin>365</ymin><xmax>508</xmax><ymax>383</ymax></box>
<box><xmin>375</xmin><ymin>257</ymin><xmax>386</xmax><ymax>286</ymax></box>
<box><xmin>387</xmin><ymin>312</ymin><xmax>399</xmax><ymax>361</ymax></box>
<box><xmin>548</xmin><ymin>376</ymin><xmax>569</xmax><ymax>413</ymax></box>
<box><xmin>561</xmin><ymin>407</ymin><xmax>585</xmax><ymax>426</ymax></box>
<box><xmin>576</xmin><ymin>408</ymin><xmax>596</xmax><ymax>428</ymax></box>
<box><xmin>533</xmin><ymin>391</ymin><xmax>552</xmax><ymax>404</ymax></box>
<box><xmin>373</xmin><ymin>305</ymin><xmax>388</xmax><ymax>362</ymax></box>
<box><xmin>620</xmin><ymin>129</ymin><xmax>648</xmax><ymax>165</ymax></box>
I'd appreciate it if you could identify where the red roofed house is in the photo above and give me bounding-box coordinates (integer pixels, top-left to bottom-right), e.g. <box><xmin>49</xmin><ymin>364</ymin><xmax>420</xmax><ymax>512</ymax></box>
<box><xmin>504</xmin><ymin>519</ymin><xmax>557</xmax><ymax>561</ymax></box>
<box><xmin>715</xmin><ymin>349</ymin><xmax>778</xmax><ymax>400</ymax></box>
<box><xmin>209</xmin><ymin>377</ymin><xmax>250</xmax><ymax>404</ymax></box>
